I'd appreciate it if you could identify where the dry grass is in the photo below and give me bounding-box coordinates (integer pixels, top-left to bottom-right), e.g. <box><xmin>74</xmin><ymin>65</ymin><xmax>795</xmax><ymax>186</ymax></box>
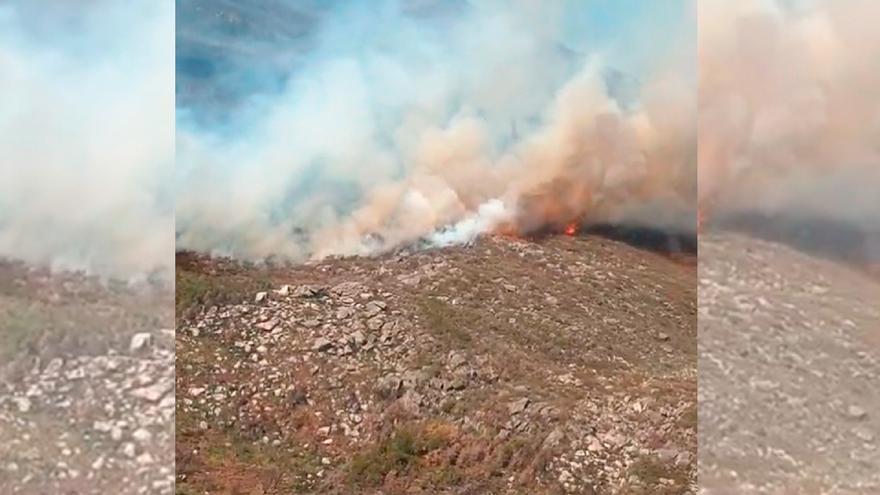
<box><xmin>347</xmin><ymin>422</ymin><xmax>454</xmax><ymax>487</ymax></box>
<box><xmin>175</xmin><ymin>263</ymin><xmax>273</xmax><ymax>320</ymax></box>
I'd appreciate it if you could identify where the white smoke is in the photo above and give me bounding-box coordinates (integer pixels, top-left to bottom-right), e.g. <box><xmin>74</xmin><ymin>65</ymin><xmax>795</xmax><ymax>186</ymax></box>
<box><xmin>0</xmin><ymin>1</ymin><xmax>174</xmax><ymax>280</ymax></box>
<box><xmin>176</xmin><ymin>0</ymin><xmax>697</xmax><ymax>261</ymax></box>
<box><xmin>428</xmin><ymin>198</ymin><xmax>513</xmax><ymax>248</ymax></box>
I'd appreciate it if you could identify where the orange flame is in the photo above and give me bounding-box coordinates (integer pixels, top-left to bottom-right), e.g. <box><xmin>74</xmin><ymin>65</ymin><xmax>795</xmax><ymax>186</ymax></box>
<box><xmin>564</xmin><ymin>223</ymin><xmax>578</xmax><ymax>236</ymax></box>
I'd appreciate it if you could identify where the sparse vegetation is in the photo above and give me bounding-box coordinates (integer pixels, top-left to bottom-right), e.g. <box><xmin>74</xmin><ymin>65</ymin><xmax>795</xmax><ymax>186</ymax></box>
<box><xmin>175</xmin><ymin>270</ymin><xmax>212</xmax><ymax>314</ymax></box>
<box><xmin>175</xmin><ymin>260</ymin><xmax>273</xmax><ymax>319</ymax></box>
<box><xmin>627</xmin><ymin>455</ymin><xmax>689</xmax><ymax>489</ymax></box>
<box><xmin>0</xmin><ymin>307</ymin><xmax>43</xmax><ymax>361</ymax></box>
<box><xmin>177</xmin><ymin>429</ymin><xmax>323</xmax><ymax>494</ymax></box>
<box><xmin>348</xmin><ymin>423</ymin><xmax>452</xmax><ymax>487</ymax></box>
<box><xmin>417</xmin><ymin>297</ymin><xmax>475</xmax><ymax>345</ymax></box>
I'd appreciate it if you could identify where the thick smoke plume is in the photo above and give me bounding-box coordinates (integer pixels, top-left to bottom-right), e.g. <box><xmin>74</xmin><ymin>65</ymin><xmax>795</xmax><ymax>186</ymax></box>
<box><xmin>699</xmin><ymin>0</ymin><xmax>880</xmax><ymax>233</ymax></box>
<box><xmin>176</xmin><ymin>0</ymin><xmax>696</xmax><ymax>261</ymax></box>
<box><xmin>0</xmin><ymin>1</ymin><xmax>174</xmax><ymax>280</ymax></box>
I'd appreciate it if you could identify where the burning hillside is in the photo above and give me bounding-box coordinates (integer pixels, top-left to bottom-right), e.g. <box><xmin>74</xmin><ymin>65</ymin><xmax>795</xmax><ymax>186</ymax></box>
<box><xmin>175</xmin><ymin>1</ymin><xmax>696</xmax><ymax>263</ymax></box>
<box><xmin>175</xmin><ymin>229</ymin><xmax>697</xmax><ymax>494</ymax></box>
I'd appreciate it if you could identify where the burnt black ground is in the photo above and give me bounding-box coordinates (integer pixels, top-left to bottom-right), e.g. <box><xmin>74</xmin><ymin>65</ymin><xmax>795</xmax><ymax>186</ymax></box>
<box><xmin>715</xmin><ymin>212</ymin><xmax>880</xmax><ymax>269</ymax></box>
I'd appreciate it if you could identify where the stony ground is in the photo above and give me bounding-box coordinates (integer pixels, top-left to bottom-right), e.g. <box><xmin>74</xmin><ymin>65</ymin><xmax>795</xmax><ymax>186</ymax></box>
<box><xmin>0</xmin><ymin>261</ymin><xmax>175</xmax><ymax>494</ymax></box>
<box><xmin>698</xmin><ymin>232</ymin><xmax>880</xmax><ymax>494</ymax></box>
<box><xmin>176</xmin><ymin>232</ymin><xmax>697</xmax><ymax>494</ymax></box>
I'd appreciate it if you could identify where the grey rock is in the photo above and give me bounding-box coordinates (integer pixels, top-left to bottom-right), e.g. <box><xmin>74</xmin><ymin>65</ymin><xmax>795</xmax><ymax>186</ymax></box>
<box><xmin>399</xmin><ymin>390</ymin><xmax>424</xmax><ymax>414</ymax></box>
<box><xmin>132</xmin><ymin>428</ymin><xmax>153</xmax><ymax>444</ymax></box>
<box><xmin>294</xmin><ymin>285</ymin><xmax>318</xmax><ymax>298</ymax></box>
<box><xmin>508</xmin><ymin>397</ymin><xmax>530</xmax><ymax>415</ymax></box>
<box><xmin>402</xmin><ymin>370</ymin><xmax>429</xmax><ymax>390</ymax></box>
<box><xmin>853</xmin><ymin>426</ymin><xmax>875</xmax><ymax>443</ymax></box>
<box><xmin>121</xmin><ymin>443</ymin><xmax>136</xmax><ymax>458</ymax></box>
<box><xmin>288</xmin><ymin>389</ymin><xmax>308</xmax><ymax>407</ymax></box>
<box><xmin>13</xmin><ymin>397</ymin><xmax>32</xmax><ymax>413</ymax></box>
<box><xmin>847</xmin><ymin>405</ymin><xmax>868</xmax><ymax>421</ymax></box>
<box><xmin>311</xmin><ymin>338</ymin><xmax>333</xmax><ymax>352</ymax></box>
<box><xmin>447</xmin><ymin>377</ymin><xmax>467</xmax><ymax>391</ymax></box>
<box><xmin>130</xmin><ymin>381</ymin><xmax>171</xmax><ymax>403</ymax></box>
<box><xmin>543</xmin><ymin>428</ymin><xmax>564</xmax><ymax>448</ymax></box>
<box><xmin>376</xmin><ymin>375</ymin><xmax>403</xmax><ymax>400</ymax></box>
<box><xmin>364</xmin><ymin>301</ymin><xmax>387</xmax><ymax>317</ymax></box>
<box><xmin>129</xmin><ymin>333</ymin><xmax>153</xmax><ymax>353</ymax></box>
<box><xmin>448</xmin><ymin>351</ymin><xmax>468</xmax><ymax>369</ymax></box>
<box><xmin>349</xmin><ymin>330</ymin><xmax>367</xmax><ymax>348</ymax></box>
<box><xmin>256</xmin><ymin>319</ymin><xmax>278</xmax><ymax>331</ymax></box>
<box><xmin>366</xmin><ymin>316</ymin><xmax>384</xmax><ymax>330</ymax></box>
<box><xmin>336</xmin><ymin>307</ymin><xmax>355</xmax><ymax>319</ymax></box>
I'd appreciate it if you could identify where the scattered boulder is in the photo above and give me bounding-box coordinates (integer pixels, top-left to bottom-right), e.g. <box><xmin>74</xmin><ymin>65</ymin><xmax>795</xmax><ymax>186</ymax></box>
<box><xmin>311</xmin><ymin>338</ymin><xmax>333</xmax><ymax>352</ymax></box>
<box><xmin>129</xmin><ymin>381</ymin><xmax>171</xmax><ymax>403</ymax></box>
<box><xmin>349</xmin><ymin>330</ymin><xmax>367</xmax><ymax>348</ymax></box>
<box><xmin>294</xmin><ymin>285</ymin><xmax>319</xmax><ymax>298</ymax></box>
<box><xmin>375</xmin><ymin>375</ymin><xmax>403</xmax><ymax>400</ymax></box>
<box><xmin>448</xmin><ymin>351</ymin><xmax>468</xmax><ymax>369</ymax></box>
<box><xmin>256</xmin><ymin>319</ymin><xmax>278</xmax><ymax>331</ymax></box>
<box><xmin>508</xmin><ymin>397</ymin><xmax>530</xmax><ymax>415</ymax></box>
<box><xmin>846</xmin><ymin>405</ymin><xmax>868</xmax><ymax>421</ymax></box>
<box><xmin>129</xmin><ymin>333</ymin><xmax>153</xmax><ymax>353</ymax></box>
<box><xmin>12</xmin><ymin>397</ymin><xmax>32</xmax><ymax>414</ymax></box>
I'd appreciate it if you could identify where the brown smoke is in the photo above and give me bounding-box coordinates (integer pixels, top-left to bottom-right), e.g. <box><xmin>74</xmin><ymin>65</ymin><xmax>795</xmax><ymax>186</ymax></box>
<box><xmin>177</xmin><ymin>1</ymin><xmax>697</xmax><ymax>261</ymax></box>
<box><xmin>310</xmin><ymin>58</ymin><xmax>697</xmax><ymax>258</ymax></box>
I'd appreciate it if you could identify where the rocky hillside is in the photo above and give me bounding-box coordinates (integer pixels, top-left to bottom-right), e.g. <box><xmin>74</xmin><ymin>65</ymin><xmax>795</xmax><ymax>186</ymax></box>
<box><xmin>699</xmin><ymin>232</ymin><xmax>880</xmax><ymax>494</ymax></box>
<box><xmin>0</xmin><ymin>262</ymin><xmax>174</xmax><ymax>495</ymax></box>
<box><xmin>176</xmin><ymin>231</ymin><xmax>697</xmax><ymax>494</ymax></box>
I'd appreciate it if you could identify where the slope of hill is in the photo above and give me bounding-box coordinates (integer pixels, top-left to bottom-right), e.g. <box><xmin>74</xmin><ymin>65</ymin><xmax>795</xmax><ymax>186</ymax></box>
<box><xmin>0</xmin><ymin>263</ymin><xmax>174</xmax><ymax>495</ymax></box>
<box><xmin>699</xmin><ymin>232</ymin><xmax>880</xmax><ymax>494</ymax></box>
<box><xmin>176</xmin><ymin>232</ymin><xmax>697</xmax><ymax>494</ymax></box>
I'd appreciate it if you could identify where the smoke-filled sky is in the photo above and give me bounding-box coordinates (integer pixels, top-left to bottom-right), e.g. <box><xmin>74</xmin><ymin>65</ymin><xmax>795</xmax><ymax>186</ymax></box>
<box><xmin>699</xmin><ymin>0</ymin><xmax>880</xmax><ymax>232</ymax></box>
<box><xmin>0</xmin><ymin>1</ymin><xmax>174</xmax><ymax>280</ymax></box>
<box><xmin>176</xmin><ymin>0</ymin><xmax>697</xmax><ymax>261</ymax></box>
<box><xmin>3</xmin><ymin>0</ymin><xmax>874</xmax><ymax>275</ymax></box>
